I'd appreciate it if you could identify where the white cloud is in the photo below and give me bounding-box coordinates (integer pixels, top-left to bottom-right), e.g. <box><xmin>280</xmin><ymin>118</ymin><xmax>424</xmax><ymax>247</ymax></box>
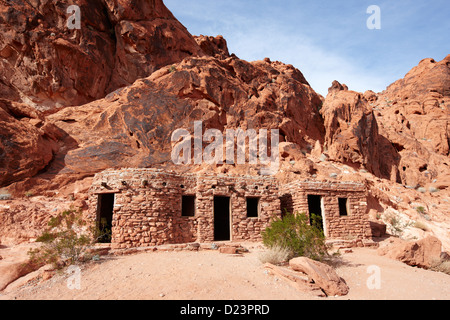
<box><xmin>164</xmin><ymin>0</ymin><xmax>413</xmax><ymax>95</ymax></box>
<box><xmin>223</xmin><ymin>22</ymin><xmax>390</xmax><ymax>96</ymax></box>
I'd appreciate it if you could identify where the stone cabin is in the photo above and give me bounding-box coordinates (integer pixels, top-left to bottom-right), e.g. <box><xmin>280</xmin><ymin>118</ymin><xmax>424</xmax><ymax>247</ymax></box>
<box><xmin>88</xmin><ymin>168</ymin><xmax>371</xmax><ymax>249</ymax></box>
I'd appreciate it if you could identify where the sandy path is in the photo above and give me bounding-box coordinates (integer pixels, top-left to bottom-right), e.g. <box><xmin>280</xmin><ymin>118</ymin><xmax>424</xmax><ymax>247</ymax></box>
<box><xmin>1</xmin><ymin>244</ymin><xmax>449</xmax><ymax>301</ymax></box>
<box><xmin>332</xmin><ymin>248</ymin><xmax>450</xmax><ymax>300</ymax></box>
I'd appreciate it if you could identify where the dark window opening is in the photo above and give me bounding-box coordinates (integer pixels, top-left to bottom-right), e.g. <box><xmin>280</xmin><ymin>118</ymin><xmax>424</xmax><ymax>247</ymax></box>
<box><xmin>338</xmin><ymin>198</ymin><xmax>349</xmax><ymax>216</ymax></box>
<box><xmin>97</xmin><ymin>193</ymin><xmax>115</xmax><ymax>243</ymax></box>
<box><xmin>214</xmin><ymin>196</ymin><xmax>230</xmax><ymax>241</ymax></box>
<box><xmin>246</xmin><ymin>197</ymin><xmax>260</xmax><ymax>218</ymax></box>
<box><xmin>182</xmin><ymin>195</ymin><xmax>196</xmax><ymax>217</ymax></box>
<box><xmin>280</xmin><ymin>194</ymin><xmax>293</xmax><ymax>219</ymax></box>
<box><xmin>307</xmin><ymin>195</ymin><xmax>324</xmax><ymax>233</ymax></box>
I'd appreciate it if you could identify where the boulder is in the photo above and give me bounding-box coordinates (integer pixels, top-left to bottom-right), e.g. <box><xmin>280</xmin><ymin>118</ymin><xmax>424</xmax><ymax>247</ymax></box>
<box><xmin>289</xmin><ymin>257</ymin><xmax>349</xmax><ymax>296</ymax></box>
<box><xmin>377</xmin><ymin>236</ymin><xmax>442</xmax><ymax>269</ymax></box>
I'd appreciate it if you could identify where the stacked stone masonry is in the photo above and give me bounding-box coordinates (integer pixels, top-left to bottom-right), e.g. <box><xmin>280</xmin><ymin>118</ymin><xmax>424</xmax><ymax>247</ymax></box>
<box><xmin>280</xmin><ymin>181</ymin><xmax>371</xmax><ymax>239</ymax></box>
<box><xmin>88</xmin><ymin>169</ymin><xmax>371</xmax><ymax>249</ymax></box>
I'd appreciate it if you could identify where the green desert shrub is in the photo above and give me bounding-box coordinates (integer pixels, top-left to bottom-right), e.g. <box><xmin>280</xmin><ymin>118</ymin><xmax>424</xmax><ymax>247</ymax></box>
<box><xmin>168</xmin><ymin>65</ymin><xmax>177</xmax><ymax>73</ymax></box>
<box><xmin>261</xmin><ymin>212</ymin><xmax>328</xmax><ymax>261</ymax></box>
<box><xmin>415</xmin><ymin>206</ymin><xmax>426</xmax><ymax>214</ymax></box>
<box><xmin>28</xmin><ymin>208</ymin><xmax>106</xmax><ymax>269</ymax></box>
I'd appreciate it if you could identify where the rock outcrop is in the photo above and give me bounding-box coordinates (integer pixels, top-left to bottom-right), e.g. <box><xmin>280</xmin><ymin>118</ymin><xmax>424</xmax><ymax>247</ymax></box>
<box><xmin>22</xmin><ymin>50</ymin><xmax>325</xmax><ymax>187</ymax></box>
<box><xmin>321</xmin><ymin>81</ymin><xmax>401</xmax><ymax>182</ymax></box>
<box><xmin>0</xmin><ymin>243</ymin><xmax>42</xmax><ymax>291</ymax></box>
<box><xmin>0</xmin><ymin>99</ymin><xmax>61</xmax><ymax>186</ymax></box>
<box><xmin>0</xmin><ymin>0</ymin><xmax>203</xmax><ymax>110</ymax></box>
<box><xmin>374</xmin><ymin>55</ymin><xmax>450</xmax><ymax>190</ymax></box>
<box><xmin>320</xmin><ymin>55</ymin><xmax>450</xmax><ymax>191</ymax></box>
<box><xmin>194</xmin><ymin>35</ymin><xmax>230</xmax><ymax>59</ymax></box>
<box><xmin>377</xmin><ymin>236</ymin><xmax>443</xmax><ymax>269</ymax></box>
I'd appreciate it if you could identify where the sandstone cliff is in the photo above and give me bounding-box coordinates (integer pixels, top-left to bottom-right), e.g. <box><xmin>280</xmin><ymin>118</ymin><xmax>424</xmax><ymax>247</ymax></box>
<box><xmin>0</xmin><ymin>0</ymin><xmax>203</xmax><ymax>110</ymax></box>
<box><xmin>0</xmin><ymin>0</ymin><xmax>448</xmax><ymax>250</ymax></box>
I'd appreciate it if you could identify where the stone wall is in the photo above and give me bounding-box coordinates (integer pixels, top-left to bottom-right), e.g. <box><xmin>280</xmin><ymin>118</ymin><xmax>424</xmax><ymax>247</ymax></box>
<box><xmin>88</xmin><ymin>169</ymin><xmax>371</xmax><ymax>249</ymax></box>
<box><xmin>88</xmin><ymin>169</ymin><xmax>280</xmax><ymax>249</ymax></box>
<box><xmin>280</xmin><ymin>181</ymin><xmax>371</xmax><ymax>239</ymax></box>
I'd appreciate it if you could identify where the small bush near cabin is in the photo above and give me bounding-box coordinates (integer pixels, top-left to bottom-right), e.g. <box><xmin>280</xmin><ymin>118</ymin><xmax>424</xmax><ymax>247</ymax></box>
<box><xmin>27</xmin><ymin>208</ymin><xmax>107</xmax><ymax>269</ymax></box>
<box><xmin>262</xmin><ymin>212</ymin><xmax>328</xmax><ymax>261</ymax></box>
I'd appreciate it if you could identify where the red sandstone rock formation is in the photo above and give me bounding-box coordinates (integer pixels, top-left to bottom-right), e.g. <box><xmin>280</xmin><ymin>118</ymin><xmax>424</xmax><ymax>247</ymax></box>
<box><xmin>321</xmin><ymin>81</ymin><xmax>400</xmax><ymax>182</ymax></box>
<box><xmin>194</xmin><ymin>35</ymin><xmax>230</xmax><ymax>59</ymax></box>
<box><xmin>33</xmin><ymin>50</ymin><xmax>325</xmax><ymax>184</ymax></box>
<box><xmin>377</xmin><ymin>236</ymin><xmax>443</xmax><ymax>269</ymax></box>
<box><xmin>375</xmin><ymin>55</ymin><xmax>450</xmax><ymax>190</ymax></box>
<box><xmin>0</xmin><ymin>99</ymin><xmax>61</xmax><ymax>186</ymax></box>
<box><xmin>0</xmin><ymin>0</ymin><xmax>203</xmax><ymax>110</ymax></box>
<box><xmin>289</xmin><ymin>256</ymin><xmax>349</xmax><ymax>296</ymax></box>
<box><xmin>1</xmin><ymin>0</ymin><xmax>445</xmax><ymax>196</ymax></box>
<box><xmin>0</xmin><ymin>0</ymin><xmax>448</xmax><ymax>251</ymax></box>
<box><xmin>321</xmin><ymin>53</ymin><xmax>450</xmax><ymax>192</ymax></box>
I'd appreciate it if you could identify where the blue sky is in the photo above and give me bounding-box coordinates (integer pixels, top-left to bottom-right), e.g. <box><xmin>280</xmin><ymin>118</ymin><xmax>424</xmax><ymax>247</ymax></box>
<box><xmin>164</xmin><ymin>0</ymin><xmax>449</xmax><ymax>96</ymax></box>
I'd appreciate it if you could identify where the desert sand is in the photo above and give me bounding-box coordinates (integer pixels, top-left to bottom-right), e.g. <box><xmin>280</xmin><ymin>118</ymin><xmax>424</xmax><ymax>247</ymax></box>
<box><xmin>1</xmin><ymin>243</ymin><xmax>449</xmax><ymax>301</ymax></box>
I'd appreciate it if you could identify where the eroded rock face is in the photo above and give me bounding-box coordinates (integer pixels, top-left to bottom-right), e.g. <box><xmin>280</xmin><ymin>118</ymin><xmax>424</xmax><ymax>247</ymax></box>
<box><xmin>151</xmin><ymin>56</ymin><xmax>325</xmax><ymax>146</ymax></box>
<box><xmin>321</xmin><ymin>81</ymin><xmax>400</xmax><ymax>182</ymax></box>
<box><xmin>103</xmin><ymin>0</ymin><xmax>204</xmax><ymax>92</ymax></box>
<box><xmin>44</xmin><ymin>53</ymin><xmax>324</xmax><ymax>179</ymax></box>
<box><xmin>380</xmin><ymin>56</ymin><xmax>450</xmax><ymax>103</ymax></box>
<box><xmin>321</xmin><ymin>54</ymin><xmax>450</xmax><ymax>191</ymax></box>
<box><xmin>0</xmin><ymin>99</ymin><xmax>61</xmax><ymax>186</ymax></box>
<box><xmin>0</xmin><ymin>0</ymin><xmax>203</xmax><ymax>110</ymax></box>
<box><xmin>47</xmin><ymin>78</ymin><xmax>190</xmax><ymax>175</ymax></box>
<box><xmin>373</xmin><ymin>55</ymin><xmax>450</xmax><ymax>189</ymax></box>
<box><xmin>1</xmin><ymin>0</ymin><xmax>445</xmax><ymax>195</ymax></box>
<box><xmin>194</xmin><ymin>35</ymin><xmax>230</xmax><ymax>59</ymax></box>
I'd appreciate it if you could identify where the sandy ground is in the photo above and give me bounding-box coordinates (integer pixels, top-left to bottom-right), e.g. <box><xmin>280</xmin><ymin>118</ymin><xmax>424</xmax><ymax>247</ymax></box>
<box><xmin>0</xmin><ymin>242</ymin><xmax>449</xmax><ymax>301</ymax></box>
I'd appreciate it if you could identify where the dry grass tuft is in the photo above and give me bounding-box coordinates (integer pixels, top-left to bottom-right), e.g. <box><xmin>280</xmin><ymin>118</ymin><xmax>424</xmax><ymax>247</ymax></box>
<box><xmin>431</xmin><ymin>259</ymin><xmax>450</xmax><ymax>275</ymax></box>
<box><xmin>258</xmin><ymin>246</ymin><xmax>293</xmax><ymax>265</ymax></box>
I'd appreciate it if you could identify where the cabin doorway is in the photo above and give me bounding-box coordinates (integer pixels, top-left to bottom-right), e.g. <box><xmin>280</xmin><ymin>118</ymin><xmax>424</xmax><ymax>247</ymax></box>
<box><xmin>97</xmin><ymin>193</ymin><xmax>115</xmax><ymax>243</ymax></box>
<box><xmin>214</xmin><ymin>196</ymin><xmax>231</xmax><ymax>241</ymax></box>
<box><xmin>307</xmin><ymin>195</ymin><xmax>324</xmax><ymax>234</ymax></box>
